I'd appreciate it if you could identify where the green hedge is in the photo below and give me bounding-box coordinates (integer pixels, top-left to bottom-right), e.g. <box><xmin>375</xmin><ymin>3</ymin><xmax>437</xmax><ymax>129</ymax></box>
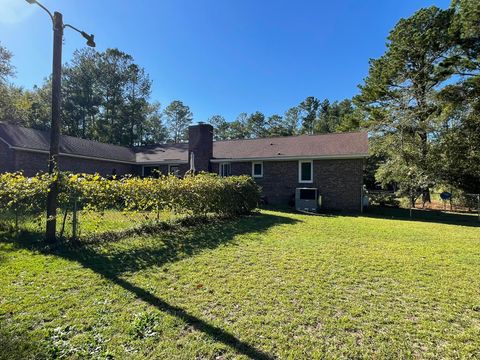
<box><xmin>0</xmin><ymin>172</ymin><xmax>261</xmax><ymax>218</ymax></box>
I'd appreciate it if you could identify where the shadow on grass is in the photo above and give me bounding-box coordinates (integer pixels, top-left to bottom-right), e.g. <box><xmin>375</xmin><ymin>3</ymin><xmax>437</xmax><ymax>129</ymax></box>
<box><xmin>363</xmin><ymin>206</ymin><xmax>480</xmax><ymax>227</ymax></box>
<box><xmin>1</xmin><ymin>212</ymin><xmax>298</xmax><ymax>360</ymax></box>
<box><xmin>263</xmin><ymin>205</ymin><xmax>480</xmax><ymax>228</ymax></box>
<box><xmin>0</xmin><ymin>323</ymin><xmax>49</xmax><ymax>360</ymax></box>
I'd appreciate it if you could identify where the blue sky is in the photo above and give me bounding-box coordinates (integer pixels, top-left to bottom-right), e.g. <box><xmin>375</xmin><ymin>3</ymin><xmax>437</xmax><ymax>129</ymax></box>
<box><xmin>1</xmin><ymin>0</ymin><xmax>451</xmax><ymax>121</ymax></box>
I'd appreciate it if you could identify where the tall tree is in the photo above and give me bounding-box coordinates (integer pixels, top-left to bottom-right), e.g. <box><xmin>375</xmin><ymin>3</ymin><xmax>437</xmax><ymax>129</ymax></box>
<box><xmin>283</xmin><ymin>107</ymin><xmax>301</xmax><ymax>135</ymax></box>
<box><xmin>228</xmin><ymin>113</ymin><xmax>250</xmax><ymax>139</ymax></box>
<box><xmin>246</xmin><ymin>111</ymin><xmax>267</xmax><ymax>138</ymax></box>
<box><xmin>267</xmin><ymin>114</ymin><xmax>289</xmax><ymax>137</ymax></box>
<box><xmin>315</xmin><ymin>99</ymin><xmax>359</xmax><ymax>133</ymax></box>
<box><xmin>0</xmin><ymin>43</ymin><xmax>14</xmax><ymax>84</ymax></box>
<box><xmin>355</xmin><ymin>6</ymin><xmax>454</xmax><ymax>198</ymax></box>
<box><xmin>0</xmin><ymin>44</ymin><xmax>167</xmax><ymax>146</ymax></box>
<box><xmin>96</xmin><ymin>49</ymin><xmax>133</xmax><ymax>144</ymax></box>
<box><xmin>140</xmin><ymin>102</ymin><xmax>168</xmax><ymax>145</ymax></box>
<box><xmin>163</xmin><ymin>100</ymin><xmax>193</xmax><ymax>142</ymax></box>
<box><xmin>62</xmin><ymin>48</ymin><xmax>157</xmax><ymax>146</ymax></box>
<box><xmin>432</xmin><ymin>0</ymin><xmax>480</xmax><ymax>193</ymax></box>
<box><xmin>208</xmin><ymin>115</ymin><xmax>230</xmax><ymax>140</ymax></box>
<box><xmin>122</xmin><ymin>64</ymin><xmax>152</xmax><ymax>146</ymax></box>
<box><xmin>335</xmin><ymin>100</ymin><xmax>364</xmax><ymax>132</ymax></box>
<box><xmin>62</xmin><ymin>49</ymin><xmax>101</xmax><ymax>139</ymax></box>
<box><xmin>23</xmin><ymin>84</ymin><xmax>51</xmax><ymax>130</ymax></box>
<box><xmin>0</xmin><ymin>43</ymin><xmax>18</xmax><ymax>123</ymax></box>
<box><xmin>299</xmin><ymin>96</ymin><xmax>320</xmax><ymax>134</ymax></box>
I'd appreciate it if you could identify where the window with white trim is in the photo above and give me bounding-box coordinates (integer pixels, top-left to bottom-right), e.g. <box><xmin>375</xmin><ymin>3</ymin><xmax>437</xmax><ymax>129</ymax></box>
<box><xmin>252</xmin><ymin>162</ymin><xmax>263</xmax><ymax>178</ymax></box>
<box><xmin>298</xmin><ymin>160</ymin><xmax>313</xmax><ymax>183</ymax></box>
<box><xmin>219</xmin><ymin>162</ymin><xmax>231</xmax><ymax>177</ymax></box>
<box><xmin>143</xmin><ymin>166</ymin><xmax>160</xmax><ymax>178</ymax></box>
<box><xmin>168</xmin><ymin>164</ymin><xmax>180</xmax><ymax>177</ymax></box>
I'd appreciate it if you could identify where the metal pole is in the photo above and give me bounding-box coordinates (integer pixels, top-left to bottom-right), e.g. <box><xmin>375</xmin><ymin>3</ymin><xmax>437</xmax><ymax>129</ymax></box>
<box><xmin>477</xmin><ymin>194</ymin><xmax>479</xmax><ymax>222</ymax></box>
<box><xmin>409</xmin><ymin>188</ymin><xmax>413</xmax><ymax>219</ymax></box>
<box><xmin>360</xmin><ymin>185</ymin><xmax>364</xmax><ymax>214</ymax></box>
<box><xmin>45</xmin><ymin>11</ymin><xmax>63</xmax><ymax>243</ymax></box>
<box><xmin>72</xmin><ymin>198</ymin><xmax>78</xmax><ymax>239</ymax></box>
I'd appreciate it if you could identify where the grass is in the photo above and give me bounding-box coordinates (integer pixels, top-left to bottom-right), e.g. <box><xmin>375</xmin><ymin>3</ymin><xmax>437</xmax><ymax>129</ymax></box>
<box><xmin>0</xmin><ymin>208</ymin><xmax>479</xmax><ymax>359</ymax></box>
<box><xmin>0</xmin><ymin>209</ymin><xmax>178</xmax><ymax>238</ymax></box>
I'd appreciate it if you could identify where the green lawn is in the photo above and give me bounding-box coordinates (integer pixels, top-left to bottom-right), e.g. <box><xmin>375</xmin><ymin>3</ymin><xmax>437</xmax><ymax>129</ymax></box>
<box><xmin>1</xmin><ymin>209</ymin><xmax>479</xmax><ymax>359</ymax></box>
<box><xmin>0</xmin><ymin>209</ymin><xmax>178</xmax><ymax>238</ymax></box>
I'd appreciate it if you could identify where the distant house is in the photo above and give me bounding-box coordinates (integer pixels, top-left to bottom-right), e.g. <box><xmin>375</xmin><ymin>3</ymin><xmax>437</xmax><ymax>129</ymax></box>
<box><xmin>0</xmin><ymin>122</ymin><xmax>368</xmax><ymax>210</ymax></box>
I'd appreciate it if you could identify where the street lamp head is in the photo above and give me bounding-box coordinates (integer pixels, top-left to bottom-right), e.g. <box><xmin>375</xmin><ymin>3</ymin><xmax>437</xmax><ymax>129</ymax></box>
<box><xmin>81</xmin><ymin>31</ymin><xmax>96</xmax><ymax>48</ymax></box>
<box><xmin>25</xmin><ymin>0</ymin><xmax>37</xmax><ymax>3</ymax></box>
<box><xmin>86</xmin><ymin>36</ymin><xmax>96</xmax><ymax>48</ymax></box>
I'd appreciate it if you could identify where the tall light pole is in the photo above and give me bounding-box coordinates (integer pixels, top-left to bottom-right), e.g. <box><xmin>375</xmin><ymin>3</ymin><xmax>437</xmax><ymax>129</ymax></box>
<box><xmin>25</xmin><ymin>0</ymin><xmax>95</xmax><ymax>242</ymax></box>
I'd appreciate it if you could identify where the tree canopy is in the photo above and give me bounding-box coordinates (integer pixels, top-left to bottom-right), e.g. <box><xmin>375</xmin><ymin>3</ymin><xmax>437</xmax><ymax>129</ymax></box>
<box><xmin>0</xmin><ymin>0</ymin><xmax>479</xmax><ymax>197</ymax></box>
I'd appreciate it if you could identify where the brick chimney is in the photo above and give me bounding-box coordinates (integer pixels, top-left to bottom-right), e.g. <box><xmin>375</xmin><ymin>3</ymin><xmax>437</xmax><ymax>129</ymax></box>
<box><xmin>188</xmin><ymin>123</ymin><xmax>213</xmax><ymax>173</ymax></box>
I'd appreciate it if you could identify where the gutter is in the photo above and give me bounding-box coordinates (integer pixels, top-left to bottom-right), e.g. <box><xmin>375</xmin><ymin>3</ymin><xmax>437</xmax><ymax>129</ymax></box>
<box><xmin>210</xmin><ymin>154</ymin><xmax>369</xmax><ymax>163</ymax></box>
<box><xmin>7</xmin><ymin>145</ymin><xmax>190</xmax><ymax>166</ymax></box>
<box><xmin>9</xmin><ymin>146</ymin><xmax>137</xmax><ymax>165</ymax></box>
<box><xmin>2</xmin><ymin>136</ymin><xmax>368</xmax><ymax>166</ymax></box>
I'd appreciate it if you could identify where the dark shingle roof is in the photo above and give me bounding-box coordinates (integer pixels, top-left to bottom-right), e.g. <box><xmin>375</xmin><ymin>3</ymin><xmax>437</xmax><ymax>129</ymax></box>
<box><xmin>0</xmin><ymin>122</ymin><xmax>368</xmax><ymax>164</ymax></box>
<box><xmin>0</xmin><ymin>122</ymin><xmax>136</xmax><ymax>163</ymax></box>
<box><xmin>212</xmin><ymin>132</ymin><xmax>368</xmax><ymax>160</ymax></box>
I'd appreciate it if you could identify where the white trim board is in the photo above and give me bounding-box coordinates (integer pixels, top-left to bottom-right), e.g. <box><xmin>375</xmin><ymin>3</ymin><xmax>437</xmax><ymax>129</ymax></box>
<box><xmin>252</xmin><ymin>161</ymin><xmax>263</xmax><ymax>178</ymax></box>
<box><xmin>298</xmin><ymin>160</ymin><xmax>313</xmax><ymax>183</ymax></box>
<box><xmin>0</xmin><ymin>136</ymin><xmax>12</xmax><ymax>148</ymax></box>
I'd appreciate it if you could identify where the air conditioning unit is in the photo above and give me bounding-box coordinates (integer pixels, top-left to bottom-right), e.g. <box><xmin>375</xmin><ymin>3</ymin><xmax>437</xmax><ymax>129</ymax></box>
<box><xmin>295</xmin><ymin>188</ymin><xmax>319</xmax><ymax>212</ymax></box>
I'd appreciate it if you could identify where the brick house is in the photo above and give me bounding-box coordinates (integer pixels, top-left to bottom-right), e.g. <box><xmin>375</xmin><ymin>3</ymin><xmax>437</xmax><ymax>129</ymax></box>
<box><xmin>0</xmin><ymin>122</ymin><xmax>368</xmax><ymax>210</ymax></box>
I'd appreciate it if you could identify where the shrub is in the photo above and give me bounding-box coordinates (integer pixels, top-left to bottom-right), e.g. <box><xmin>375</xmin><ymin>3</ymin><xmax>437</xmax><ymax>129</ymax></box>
<box><xmin>0</xmin><ymin>172</ymin><xmax>261</xmax><ymax>222</ymax></box>
<box><xmin>0</xmin><ymin>172</ymin><xmax>52</xmax><ymax>215</ymax></box>
<box><xmin>367</xmin><ymin>191</ymin><xmax>400</xmax><ymax>207</ymax></box>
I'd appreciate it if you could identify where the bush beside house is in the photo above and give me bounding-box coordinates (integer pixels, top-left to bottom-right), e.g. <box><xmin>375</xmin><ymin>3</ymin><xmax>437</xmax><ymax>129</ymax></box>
<box><xmin>0</xmin><ymin>172</ymin><xmax>261</xmax><ymax>224</ymax></box>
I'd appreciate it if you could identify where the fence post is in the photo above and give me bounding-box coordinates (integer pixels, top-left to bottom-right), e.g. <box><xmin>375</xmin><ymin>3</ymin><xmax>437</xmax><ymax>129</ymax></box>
<box><xmin>360</xmin><ymin>186</ymin><xmax>364</xmax><ymax>214</ymax></box>
<box><xmin>14</xmin><ymin>207</ymin><xmax>18</xmax><ymax>231</ymax></box>
<box><xmin>72</xmin><ymin>198</ymin><xmax>78</xmax><ymax>240</ymax></box>
<box><xmin>477</xmin><ymin>194</ymin><xmax>480</xmax><ymax>222</ymax></box>
<box><xmin>409</xmin><ymin>188</ymin><xmax>413</xmax><ymax>220</ymax></box>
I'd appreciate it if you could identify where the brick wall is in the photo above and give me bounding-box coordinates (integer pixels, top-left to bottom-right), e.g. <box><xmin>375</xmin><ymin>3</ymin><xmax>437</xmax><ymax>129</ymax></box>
<box><xmin>0</xmin><ymin>141</ymin><xmax>13</xmax><ymax>173</ymax></box>
<box><xmin>13</xmin><ymin>150</ymin><xmax>49</xmax><ymax>176</ymax></box>
<box><xmin>211</xmin><ymin>159</ymin><xmax>364</xmax><ymax>211</ymax></box>
<box><xmin>3</xmin><ymin>146</ymin><xmax>364</xmax><ymax>211</ymax></box>
<box><xmin>313</xmin><ymin>159</ymin><xmax>364</xmax><ymax>211</ymax></box>
<box><xmin>11</xmin><ymin>150</ymin><xmax>135</xmax><ymax>177</ymax></box>
<box><xmin>59</xmin><ymin>156</ymin><xmax>134</xmax><ymax>177</ymax></box>
<box><xmin>189</xmin><ymin>124</ymin><xmax>213</xmax><ymax>172</ymax></box>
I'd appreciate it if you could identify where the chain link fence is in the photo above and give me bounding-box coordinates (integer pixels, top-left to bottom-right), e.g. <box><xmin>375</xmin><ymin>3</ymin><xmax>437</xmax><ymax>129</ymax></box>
<box><xmin>0</xmin><ymin>199</ymin><xmax>181</xmax><ymax>240</ymax></box>
<box><xmin>363</xmin><ymin>189</ymin><xmax>480</xmax><ymax>221</ymax></box>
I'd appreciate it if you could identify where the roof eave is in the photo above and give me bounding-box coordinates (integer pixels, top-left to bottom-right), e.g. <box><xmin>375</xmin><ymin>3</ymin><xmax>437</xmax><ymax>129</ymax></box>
<box><xmin>210</xmin><ymin>154</ymin><xmax>369</xmax><ymax>163</ymax></box>
<box><xmin>10</xmin><ymin>146</ymin><xmax>137</xmax><ymax>165</ymax></box>
<box><xmin>136</xmin><ymin>160</ymin><xmax>189</xmax><ymax>165</ymax></box>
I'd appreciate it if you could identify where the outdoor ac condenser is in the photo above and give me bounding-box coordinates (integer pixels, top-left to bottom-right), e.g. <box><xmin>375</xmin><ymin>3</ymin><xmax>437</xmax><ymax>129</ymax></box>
<box><xmin>295</xmin><ymin>188</ymin><xmax>318</xmax><ymax>212</ymax></box>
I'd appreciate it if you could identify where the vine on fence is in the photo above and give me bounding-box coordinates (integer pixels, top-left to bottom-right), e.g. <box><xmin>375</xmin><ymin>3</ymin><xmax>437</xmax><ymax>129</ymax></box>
<box><xmin>0</xmin><ymin>172</ymin><xmax>261</xmax><ymax>232</ymax></box>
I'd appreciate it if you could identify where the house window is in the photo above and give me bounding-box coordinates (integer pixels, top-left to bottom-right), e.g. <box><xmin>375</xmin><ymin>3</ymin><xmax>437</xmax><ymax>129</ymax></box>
<box><xmin>219</xmin><ymin>163</ymin><xmax>231</xmax><ymax>177</ymax></box>
<box><xmin>299</xmin><ymin>160</ymin><xmax>313</xmax><ymax>183</ymax></box>
<box><xmin>168</xmin><ymin>165</ymin><xmax>180</xmax><ymax>177</ymax></box>
<box><xmin>143</xmin><ymin>166</ymin><xmax>160</xmax><ymax>178</ymax></box>
<box><xmin>252</xmin><ymin>162</ymin><xmax>263</xmax><ymax>178</ymax></box>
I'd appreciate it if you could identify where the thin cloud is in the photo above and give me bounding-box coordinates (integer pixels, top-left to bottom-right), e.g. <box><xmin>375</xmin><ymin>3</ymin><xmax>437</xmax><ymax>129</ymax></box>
<box><xmin>1</xmin><ymin>0</ymin><xmax>36</xmax><ymax>24</ymax></box>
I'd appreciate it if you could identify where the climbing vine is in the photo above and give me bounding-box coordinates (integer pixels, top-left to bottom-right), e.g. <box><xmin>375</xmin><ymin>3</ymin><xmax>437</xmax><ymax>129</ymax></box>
<box><xmin>0</xmin><ymin>172</ymin><xmax>261</xmax><ymax>221</ymax></box>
